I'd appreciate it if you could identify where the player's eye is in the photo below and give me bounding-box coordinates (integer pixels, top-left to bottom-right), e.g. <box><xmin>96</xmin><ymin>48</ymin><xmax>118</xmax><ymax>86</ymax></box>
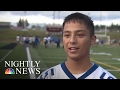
<box><xmin>77</xmin><ymin>34</ymin><xmax>85</xmax><ymax>37</ymax></box>
<box><xmin>64</xmin><ymin>34</ymin><xmax>70</xmax><ymax>38</ymax></box>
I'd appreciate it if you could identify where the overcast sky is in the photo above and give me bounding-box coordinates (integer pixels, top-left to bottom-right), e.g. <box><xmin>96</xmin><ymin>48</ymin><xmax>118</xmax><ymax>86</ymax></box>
<box><xmin>0</xmin><ymin>11</ymin><xmax>120</xmax><ymax>26</ymax></box>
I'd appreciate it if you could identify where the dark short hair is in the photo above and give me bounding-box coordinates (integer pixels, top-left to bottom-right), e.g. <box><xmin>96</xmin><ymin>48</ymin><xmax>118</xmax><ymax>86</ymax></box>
<box><xmin>62</xmin><ymin>12</ymin><xmax>94</xmax><ymax>37</ymax></box>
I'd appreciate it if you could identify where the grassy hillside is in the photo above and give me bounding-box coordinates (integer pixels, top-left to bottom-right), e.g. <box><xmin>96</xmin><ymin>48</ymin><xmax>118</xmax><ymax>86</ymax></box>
<box><xmin>0</xmin><ymin>29</ymin><xmax>120</xmax><ymax>42</ymax></box>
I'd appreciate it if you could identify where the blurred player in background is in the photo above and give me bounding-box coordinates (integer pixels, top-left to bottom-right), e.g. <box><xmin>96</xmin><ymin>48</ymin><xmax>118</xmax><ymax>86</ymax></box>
<box><xmin>95</xmin><ymin>38</ymin><xmax>99</xmax><ymax>46</ymax></box>
<box><xmin>16</xmin><ymin>35</ymin><xmax>20</xmax><ymax>44</ymax></box>
<box><xmin>35</xmin><ymin>36</ymin><xmax>39</xmax><ymax>48</ymax></box>
<box><xmin>23</xmin><ymin>36</ymin><xmax>26</xmax><ymax>45</ymax></box>
<box><xmin>47</xmin><ymin>35</ymin><xmax>51</xmax><ymax>47</ymax></box>
<box><xmin>51</xmin><ymin>35</ymin><xmax>55</xmax><ymax>48</ymax></box>
<box><xmin>100</xmin><ymin>39</ymin><xmax>104</xmax><ymax>47</ymax></box>
<box><xmin>24</xmin><ymin>36</ymin><xmax>30</xmax><ymax>49</ymax></box>
<box><xmin>32</xmin><ymin>36</ymin><xmax>35</xmax><ymax>48</ymax></box>
<box><xmin>56</xmin><ymin>36</ymin><xmax>61</xmax><ymax>48</ymax></box>
<box><xmin>43</xmin><ymin>36</ymin><xmax>48</xmax><ymax>48</ymax></box>
<box><xmin>29</xmin><ymin>36</ymin><xmax>32</xmax><ymax>47</ymax></box>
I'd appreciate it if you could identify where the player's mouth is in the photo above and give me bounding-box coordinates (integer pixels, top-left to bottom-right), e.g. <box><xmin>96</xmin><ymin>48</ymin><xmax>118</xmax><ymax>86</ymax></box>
<box><xmin>68</xmin><ymin>47</ymin><xmax>79</xmax><ymax>53</ymax></box>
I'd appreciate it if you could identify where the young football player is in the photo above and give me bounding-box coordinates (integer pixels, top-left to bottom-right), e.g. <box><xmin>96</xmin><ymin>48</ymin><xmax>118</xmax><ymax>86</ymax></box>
<box><xmin>37</xmin><ymin>12</ymin><xmax>116</xmax><ymax>79</ymax></box>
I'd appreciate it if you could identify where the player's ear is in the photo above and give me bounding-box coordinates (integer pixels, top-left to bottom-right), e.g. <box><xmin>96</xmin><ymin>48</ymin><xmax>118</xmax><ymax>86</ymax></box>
<box><xmin>91</xmin><ymin>35</ymin><xmax>96</xmax><ymax>45</ymax></box>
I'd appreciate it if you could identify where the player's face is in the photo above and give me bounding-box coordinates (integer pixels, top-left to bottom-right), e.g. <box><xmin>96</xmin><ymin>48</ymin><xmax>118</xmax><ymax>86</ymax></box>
<box><xmin>63</xmin><ymin>22</ymin><xmax>96</xmax><ymax>60</ymax></box>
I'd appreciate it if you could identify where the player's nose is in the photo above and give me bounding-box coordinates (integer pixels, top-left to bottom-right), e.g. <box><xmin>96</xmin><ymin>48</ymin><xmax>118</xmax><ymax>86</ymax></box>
<box><xmin>69</xmin><ymin>36</ymin><xmax>77</xmax><ymax>44</ymax></box>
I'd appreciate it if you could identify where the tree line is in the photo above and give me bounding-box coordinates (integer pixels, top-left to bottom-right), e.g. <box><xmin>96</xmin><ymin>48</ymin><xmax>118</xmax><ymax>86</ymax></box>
<box><xmin>17</xmin><ymin>18</ymin><xmax>29</xmax><ymax>29</ymax></box>
<box><xmin>17</xmin><ymin>18</ymin><xmax>120</xmax><ymax>31</ymax></box>
<box><xmin>94</xmin><ymin>23</ymin><xmax>120</xmax><ymax>31</ymax></box>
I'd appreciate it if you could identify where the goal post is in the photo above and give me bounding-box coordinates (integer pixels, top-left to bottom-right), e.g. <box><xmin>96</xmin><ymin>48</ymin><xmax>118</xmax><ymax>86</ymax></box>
<box><xmin>95</xmin><ymin>34</ymin><xmax>110</xmax><ymax>44</ymax></box>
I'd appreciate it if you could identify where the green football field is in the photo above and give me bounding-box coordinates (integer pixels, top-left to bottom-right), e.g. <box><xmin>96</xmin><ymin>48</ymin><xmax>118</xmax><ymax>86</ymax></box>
<box><xmin>0</xmin><ymin>42</ymin><xmax>120</xmax><ymax>79</ymax></box>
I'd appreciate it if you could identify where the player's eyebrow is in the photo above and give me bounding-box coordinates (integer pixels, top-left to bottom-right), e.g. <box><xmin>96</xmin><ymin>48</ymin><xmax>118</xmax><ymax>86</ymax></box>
<box><xmin>63</xmin><ymin>31</ymin><xmax>70</xmax><ymax>33</ymax></box>
<box><xmin>75</xmin><ymin>30</ymin><xmax>86</xmax><ymax>33</ymax></box>
<box><xmin>63</xmin><ymin>30</ymin><xmax>86</xmax><ymax>33</ymax></box>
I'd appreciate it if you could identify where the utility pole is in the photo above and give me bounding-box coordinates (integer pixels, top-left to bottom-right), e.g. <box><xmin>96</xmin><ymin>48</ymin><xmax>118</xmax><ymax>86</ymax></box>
<box><xmin>24</xmin><ymin>11</ymin><xmax>26</xmax><ymax>30</ymax></box>
<box><xmin>58</xmin><ymin>11</ymin><xmax>60</xmax><ymax>19</ymax></box>
<box><xmin>105</xmin><ymin>13</ymin><xmax>108</xmax><ymax>36</ymax></box>
<box><xmin>100</xmin><ymin>11</ymin><xmax>102</xmax><ymax>30</ymax></box>
<box><xmin>53</xmin><ymin>11</ymin><xmax>55</xmax><ymax>25</ymax></box>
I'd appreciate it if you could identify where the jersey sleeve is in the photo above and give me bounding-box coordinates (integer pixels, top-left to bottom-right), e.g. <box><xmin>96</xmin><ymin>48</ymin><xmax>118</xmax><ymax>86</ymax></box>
<box><xmin>37</xmin><ymin>71</ymin><xmax>45</xmax><ymax>79</ymax></box>
<box><xmin>100</xmin><ymin>70</ymin><xmax>117</xmax><ymax>79</ymax></box>
<box><xmin>37</xmin><ymin>68</ymin><xmax>55</xmax><ymax>79</ymax></box>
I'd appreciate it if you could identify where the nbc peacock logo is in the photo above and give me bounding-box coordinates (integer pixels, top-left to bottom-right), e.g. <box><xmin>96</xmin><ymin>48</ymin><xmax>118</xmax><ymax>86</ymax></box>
<box><xmin>5</xmin><ymin>68</ymin><xmax>15</xmax><ymax>74</ymax></box>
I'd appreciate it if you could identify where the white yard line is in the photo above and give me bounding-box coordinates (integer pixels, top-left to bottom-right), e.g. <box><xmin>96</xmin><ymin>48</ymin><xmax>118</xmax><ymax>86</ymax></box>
<box><xmin>106</xmin><ymin>69</ymin><xmax>120</xmax><ymax>71</ymax></box>
<box><xmin>29</xmin><ymin>47</ymin><xmax>48</xmax><ymax>79</ymax></box>
<box><xmin>104</xmin><ymin>63</ymin><xmax>120</xmax><ymax>64</ymax></box>
<box><xmin>29</xmin><ymin>48</ymin><xmax>48</xmax><ymax>69</ymax></box>
<box><xmin>92</xmin><ymin>58</ymin><xmax>120</xmax><ymax>59</ymax></box>
<box><xmin>0</xmin><ymin>50</ymin><xmax>13</xmax><ymax>63</ymax></box>
<box><xmin>101</xmin><ymin>63</ymin><xmax>120</xmax><ymax>64</ymax></box>
<box><xmin>26</xmin><ymin>47</ymin><xmax>36</xmax><ymax>79</ymax></box>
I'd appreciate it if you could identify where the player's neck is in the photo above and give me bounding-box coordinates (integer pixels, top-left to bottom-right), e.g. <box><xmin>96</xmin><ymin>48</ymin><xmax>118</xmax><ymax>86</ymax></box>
<box><xmin>66</xmin><ymin>55</ymin><xmax>93</xmax><ymax>74</ymax></box>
